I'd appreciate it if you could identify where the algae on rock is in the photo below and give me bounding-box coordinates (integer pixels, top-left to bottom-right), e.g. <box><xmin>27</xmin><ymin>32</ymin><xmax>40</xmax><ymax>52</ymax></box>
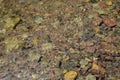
<box><xmin>4</xmin><ymin>37</ymin><xmax>23</xmax><ymax>53</ymax></box>
<box><xmin>3</xmin><ymin>17</ymin><xmax>20</xmax><ymax>33</ymax></box>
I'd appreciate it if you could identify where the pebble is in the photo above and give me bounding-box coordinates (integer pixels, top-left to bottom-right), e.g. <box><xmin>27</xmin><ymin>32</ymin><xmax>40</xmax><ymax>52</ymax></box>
<box><xmin>80</xmin><ymin>59</ymin><xmax>89</xmax><ymax>68</ymax></box>
<box><xmin>4</xmin><ymin>17</ymin><xmax>20</xmax><ymax>31</ymax></box>
<box><xmin>28</xmin><ymin>53</ymin><xmax>41</xmax><ymax>62</ymax></box>
<box><xmin>64</xmin><ymin>71</ymin><xmax>77</xmax><ymax>80</ymax></box>
<box><xmin>106</xmin><ymin>1</ymin><xmax>113</xmax><ymax>6</ymax></box>
<box><xmin>69</xmin><ymin>48</ymin><xmax>80</xmax><ymax>54</ymax></box>
<box><xmin>5</xmin><ymin>37</ymin><xmax>23</xmax><ymax>53</ymax></box>
<box><xmin>103</xmin><ymin>18</ymin><xmax>117</xmax><ymax>27</ymax></box>
<box><xmin>34</xmin><ymin>15</ymin><xmax>43</xmax><ymax>25</ymax></box>
<box><xmin>41</xmin><ymin>43</ymin><xmax>55</xmax><ymax>51</ymax></box>
<box><xmin>86</xmin><ymin>74</ymin><xmax>96</xmax><ymax>80</ymax></box>
<box><xmin>32</xmin><ymin>74</ymin><xmax>39</xmax><ymax>79</ymax></box>
<box><xmin>93</xmin><ymin>26</ymin><xmax>100</xmax><ymax>32</ymax></box>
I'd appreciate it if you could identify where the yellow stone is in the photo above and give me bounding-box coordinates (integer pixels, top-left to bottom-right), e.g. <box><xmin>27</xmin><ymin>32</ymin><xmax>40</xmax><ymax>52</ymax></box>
<box><xmin>69</xmin><ymin>48</ymin><xmax>80</xmax><ymax>54</ymax></box>
<box><xmin>96</xmin><ymin>33</ymin><xmax>105</xmax><ymax>38</ymax></box>
<box><xmin>63</xmin><ymin>69</ymin><xmax>67</xmax><ymax>74</ymax></box>
<box><xmin>4</xmin><ymin>17</ymin><xmax>20</xmax><ymax>32</ymax></box>
<box><xmin>28</xmin><ymin>53</ymin><xmax>41</xmax><ymax>62</ymax></box>
<box><xmin>93</xmin><ymin>26</ymin><xmax>100</xmax><ymax>32</ymax></box>
<box><xmin>64</xmin><ymin>71</ymin><xmax>77</xmax><ymax>80</ymax></box>
<box><xmin>106</xmin><ymin>1</ymin><xmax>113</xmax><ymax>6</ymax></box>
<box><xmin>42</xmin><ymin>43</ymin><xmax>55</xmax><ymax>51</ymax></box>
<box><xmin>32</xmin><ymin>74</ymin><xmax>39</xmax><ymax>79</ymax></box>
<box><xmin>21</xmin><ymin>33</ymin><xmax>29</xmax><ymax>40</ymax></box>
<box><xmin>92</xmin><ymin>63</ymin><xmax>99</xmax><ymax>70</ymax></box>
<box><xmin>5</xmin><ymin>37</ymin><xmax>23</xmax><ymax>53</ymax></box>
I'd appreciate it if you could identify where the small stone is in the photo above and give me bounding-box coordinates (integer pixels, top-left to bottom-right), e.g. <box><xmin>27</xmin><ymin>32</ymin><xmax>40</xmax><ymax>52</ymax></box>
<box><xmin>34</xmin><ymin>15</ymin><xmax>43</xmax><ymax>25</ymax></box>
<box><xmin>53</xmin><ymin>1</ymin><xmax>64</xmax><ymax>7</ymax></box>
<box><xmin>54</xmin><ymin>68</ymin><xmax>62</xmax><ymax>79</ymax></box>
<box><xmin>69</xmin><ymin>48</ymin><xmax>80</xmax><ymax>54</ymax></box>
<box><xmin>62</xmin><ymin>55</ymin><xmax>69</xmax><ymax>62</ymax></box>
<box><xmin>28</xmin><ymin>53</ymin><xmax>41</xmax><ymax>62</ymax></box>
<box><xmin>97</xmin><ymin>9</ymin><xmax>107</xmax><ymax>15</ymax></box>
<box><xmin>32</xmin><ymin>74</ymin><xmax>39</xmax><ymax>79</ymax></box>
<box><xmin>4</xmin><ymin>17</ymin><xmax>20</xmax><ymax>32</ymax></box>
<box><xmin>93</xmin><ymin>26</ymin><xmax>100</xmax><ymax>32</ymax></box>
<box><xmin>74</xmin><ymin>17</ymin><xmax>83</xmax><ymax>27</ymax></box>
<box><xmin>85</xmin><ymin>46</ymin><xmax>96</xmax><ymax>53</ymax></box>
<box><xmin>92</xmin><ymin>63</ymin><xmax>99</xmax><ymax>70</ymax></box>
<box><xmin>91</xmin><ymin>61</ymin><xmax>106</xmax><ymax>75</ymax></box>
<box><xmin>42</xmin><ymin>42</ymin><xmax>55</xmax><ymax>51</ymax></box>
<box><xmin>63</xmin><ymin>69</ymin><xmax>68</xmax><ymax>74</ymax></box>
<box><xmin>64</xmin><ymin>71</ymin><xmax>77</xmax><ymax>80</ymax></box>
<box><xmin>103</xmin><ymin>18</ymin><xmax>117</xmax><ymax>27</ymax></box>
<box><xmin>86</xmin><ymin>74</ymin><xmax>96</xmax><ymax>80</ymax></box>
<box><xmin>5</xmin><ymin>37</ymin><xmax>23</xmax><ymax>53</ymax></box>
<box><xmin>80</xmin><ymin>59</ymin><xmax>89</xmax><ymax>68</ymax></box>
<box><xmin>32</xmin><ymin>36</ymin><xmax>40</xmax><ymax>46</ymax></box>
<box><xmin>95</xmin><ymin>33</ymin><xmax>105</xmax><ymax>38</ymax></box>
<box><xmin>106</xmin><ymin>1</ymin><xmax>113</xmax><ymax>6</ymax></box>
<box><xmin>92</xmin><ymin>16</ymin><xmax>102</xmax><ymax>26</ymax></box>
<box><xmin>21</xmin><ymin>33</ymin><xmax>29</xmax><ymax>40</ymax></box>
<box><xmin>108</xmin><ymin>75</ymin><xmax>117</xmax><ymax>80</ymax></box>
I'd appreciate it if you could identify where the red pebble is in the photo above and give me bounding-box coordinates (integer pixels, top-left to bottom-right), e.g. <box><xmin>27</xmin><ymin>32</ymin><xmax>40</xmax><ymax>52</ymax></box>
<box><xmin>103</xmin><ymin>18</ymin><xmax>117</xmax><ymax>27</ymax></box>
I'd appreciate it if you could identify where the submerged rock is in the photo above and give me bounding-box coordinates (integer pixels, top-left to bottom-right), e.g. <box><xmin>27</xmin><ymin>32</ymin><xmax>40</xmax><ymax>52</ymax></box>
<box><xmin>42</xmin><ymin>42</ymin><xmax>55</xmax><ymax>51</ymax></box>
<box><xmin>4</xmin><ymin>37</ymin><xmax>23</xmax><ymax>53</ymax></box>
<box><xmin>86</xmin><ymin>74</ymin><xmax>96</xmax><ymax>80</ymax></box>
<box><xmin>3</xmin><ymin>17</ymin><xmax>20</xmax><ymax>33</ymax></box>
<box><xmin>64</xmin><ymin>71</ymin><xmax>77</xmax><ymax>80</ymax></box>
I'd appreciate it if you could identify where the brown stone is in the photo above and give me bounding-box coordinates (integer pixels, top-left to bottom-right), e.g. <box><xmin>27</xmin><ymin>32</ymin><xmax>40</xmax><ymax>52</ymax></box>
<box><xmin>103</xmin><ymin>18</ymin><xmax>117</xmax><ymax>27</ymax></box>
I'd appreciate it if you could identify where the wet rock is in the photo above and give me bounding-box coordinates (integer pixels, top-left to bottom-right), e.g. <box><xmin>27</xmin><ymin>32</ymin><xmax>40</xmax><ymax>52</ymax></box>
<box><xmin>93</xmin><ymin>26</ymin><xmax>100</xmax><ymax>32</ymax></box>
<box><xmin>103</xmin><ymin>18</ymin><xmax>117</xmax><ymax>27</ymax></box>
<box><xmin>0</xmin><ymin>0</ymin><xmax>120</xmax><ymax>80</ymax></box>
<box><xmin>95</xmin><ymin>33</ymin><xmax>105</xmax><ymax>38</ymax></box>
<box><xmin>28</xmin><ymin>53</ymin><xmax>41</xmax><ymax>62</ymax></box>
<box><xmin>53</xmin><ymin>68</ymin><xmax>62</xmax><ymax>79</ymax></box>
<box><xmin>21</xmin><ymin>33</ymin><xmax>29</xmax><ymax>40</ymax></box>
<box><xmin>31</xmin><ymin>36</ymin><xmax>40</xmax><ymax>46</ymax></box>
<box><xmin>32</xmin><ymin>74</ymin><xmax>39</xmax><ymax>79</ymax></box>
<box><xmin>80</xmin><ymin>59</ymin><xmax>89</xmax><ymax>68</ymax></box>
<box><xmin>64</xmin><ymin>71</ymin><xmax>77</xmax><ymax>80</ymax></box>
<box><xmin>34</xmin><ymin>15</ymin><xmax>43</xmax><ymax>25</ymax></box>
<box><xmin>0</xmin><ymin>57</ymin><xmax>8</xmax><ymax>67</ymax></box>
<box><xmin>3</xmin><ymin>16</ymin><xmax>20</xmax><ymax>33</ymax></box>
<box><xmin>69</xmin><ymin>48</ymin><xmax>80</xmax><ymax>54</ymax></box>
<box><xmin>61</xmin><ymin>60</ymin><xmax>78</xmax><ymax>70</ymax></box>
<box><xmin>4</xmin><ymin>37</ymin><xmax>23</xmax><ymax>53</ymax></box>
<box><xmin>97</xmin><ymin>9</ymin><xmax>108</xmax><ymax>15</ymax></box>
<box><xmin>41</xmin><ymin>42</ymin><xmax>55</xmax><ymax>51</ymax></box>
<box><xmin>105</xmin><ymin>1</ymin><xmax>113</xmax><ymax>6</ymax></box>
<box><xmin>52</xmin><ymin>1</ymin><xmax>64</xmax><ymax>7</ymax></box>
<box><xmin>86</xmin><ymin>74</ymin><xmax>96</xmax><ymax>80</ymax></box>
<box><xmin>74</xmin><ymin>16</ymin><xmax>83</xmax><ymax>27</ymax></box>
<box><xmin>108</xmin><ymin>75</ymin><xmax>117</xmax><ymax>80</ymax></box>
<box><xmin>90</xmin><ymin>58</ymin><xmax>106</xmax><ymax>75</ymax></box>
<box><xmin>85</xmin><ymin>46</ymin><xmax>96</xmax><ymax>53</ymax></box>
<box><xmin>92</xmin><ymin>16</ymin><xmax>102</xmax><ymax>26</ymax></box>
